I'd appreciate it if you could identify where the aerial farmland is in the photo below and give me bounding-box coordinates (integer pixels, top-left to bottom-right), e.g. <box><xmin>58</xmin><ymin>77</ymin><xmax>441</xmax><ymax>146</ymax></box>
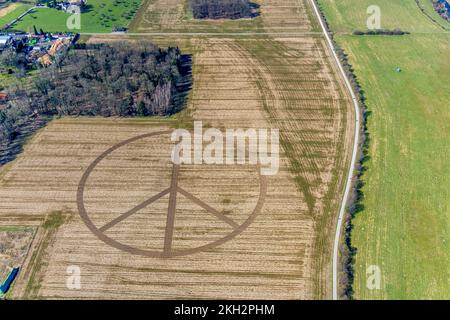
<box><xmin>0</xmin><ymin>0</ymin><xmax>448</xmax><ymax>306</ymax></box>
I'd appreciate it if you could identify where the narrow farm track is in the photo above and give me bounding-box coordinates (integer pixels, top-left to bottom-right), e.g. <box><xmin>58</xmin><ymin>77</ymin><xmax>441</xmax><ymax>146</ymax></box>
<box><xmin>0</xmin><ymin>0</ymin><xmax>355</xmax><ymax>299</ymax></box>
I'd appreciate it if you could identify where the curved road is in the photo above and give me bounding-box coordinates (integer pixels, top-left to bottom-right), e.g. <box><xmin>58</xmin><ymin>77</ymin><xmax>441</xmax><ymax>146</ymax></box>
<box><xmin>307</xmin><ymin>0</ymin><xmax>361</xmax><ymax>300</ymax></box>
<box><xmin>79</xmin><ymin>0</ymin><xmax>359</xmax><ymax>299</ymax></box>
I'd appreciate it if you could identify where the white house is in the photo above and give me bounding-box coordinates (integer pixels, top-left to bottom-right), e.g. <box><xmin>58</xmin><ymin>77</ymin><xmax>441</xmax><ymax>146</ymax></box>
<box><xmin>0</xmin><ymin>35</ymin><xmax>11</xmax><ymax>51</ymax></box>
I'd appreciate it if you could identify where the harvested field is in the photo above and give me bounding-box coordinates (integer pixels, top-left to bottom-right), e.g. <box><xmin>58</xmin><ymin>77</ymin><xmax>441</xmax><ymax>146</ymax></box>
<box><xmin>0</xmin><ymin>0</ymin><xmax>354</xmax><ymax>299</ymax></box>
<box><xmin>319</xmin><ymin>0</ymin><xmax>450</xmax><ymax>299</ymax></box>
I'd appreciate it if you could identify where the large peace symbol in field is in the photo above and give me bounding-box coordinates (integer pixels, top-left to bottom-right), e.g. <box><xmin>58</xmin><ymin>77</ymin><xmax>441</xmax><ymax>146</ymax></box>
<box><xmin>77</xmin><ymin>130</ymin><xmax>267</xmax><ymax>258</ymax></box>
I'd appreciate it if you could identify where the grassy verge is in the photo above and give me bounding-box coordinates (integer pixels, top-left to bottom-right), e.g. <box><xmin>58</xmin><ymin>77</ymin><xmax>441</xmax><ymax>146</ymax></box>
<box><xmin>318</xmin><ymin>0</ymin><xmax>450</xmax><ymax>299</ymax></box>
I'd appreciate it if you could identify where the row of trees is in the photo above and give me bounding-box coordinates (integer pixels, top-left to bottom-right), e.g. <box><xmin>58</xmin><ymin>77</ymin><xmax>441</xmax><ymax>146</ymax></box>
<box><xmin>189</xmin><ymin>0</ymin><xmax>259</xmax><ymax>20</ymax></box>
<box><xmin>0</xmin><ymin>43</ymin><xmax>192</xmax><ymax>165</ymax></box>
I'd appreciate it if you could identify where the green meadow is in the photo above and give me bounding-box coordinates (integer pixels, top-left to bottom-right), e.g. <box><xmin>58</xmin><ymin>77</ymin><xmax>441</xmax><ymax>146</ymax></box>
<box><xmin>11</xmin><ymin>0</ymin><xmax>141</xmax><ymax>33</ymax></box>
<box><xmin>318</xmin><ymin>0</ymin><xmax>450</xmax><ymax>299</ymax></box>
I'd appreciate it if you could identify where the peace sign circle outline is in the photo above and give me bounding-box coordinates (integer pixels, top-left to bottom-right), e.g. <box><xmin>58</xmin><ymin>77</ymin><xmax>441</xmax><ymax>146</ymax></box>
<box><xmin>77</xmin><ymin>130</ymin><xmax>267</xmax><ymax>258</ymax></box>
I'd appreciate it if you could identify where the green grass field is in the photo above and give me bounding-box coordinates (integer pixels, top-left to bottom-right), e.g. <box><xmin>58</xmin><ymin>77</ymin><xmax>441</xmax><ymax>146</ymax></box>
<box><xmin>11</xmin><ymin>0</ymin><xmax>141</xmax><ymax>33</ymax></box>
<box><xmin>0</xmin><ymin>3</ymin><xmax>32</xmax><ymax>28</ymax></box>
<box><xmin>318</xmin><ymin>0</ymin><xmax>450</xmax><ymax>299</ymax></box>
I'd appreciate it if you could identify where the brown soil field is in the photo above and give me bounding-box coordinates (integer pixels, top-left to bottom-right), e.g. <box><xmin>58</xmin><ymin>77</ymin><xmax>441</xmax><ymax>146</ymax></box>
<box><xmin>0</xmin><ymin>0</ymin><xmax>354</xmax><ymax>299</ymax></box>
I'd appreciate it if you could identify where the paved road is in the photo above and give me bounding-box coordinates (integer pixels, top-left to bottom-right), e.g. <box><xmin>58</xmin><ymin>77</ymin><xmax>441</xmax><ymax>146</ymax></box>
<box><xmin>307</xmin><ymin>0</ymin><xmax>361</xmax><ymax>300</ymax></box>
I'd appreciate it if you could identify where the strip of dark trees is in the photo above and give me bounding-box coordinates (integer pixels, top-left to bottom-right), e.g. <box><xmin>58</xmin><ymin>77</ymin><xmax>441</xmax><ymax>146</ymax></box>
<box><xmin>0</xmin><ymin>43</ymin><xmax>192</xmax><ymax>165</ymax></box>
<box><xmin>189</xmin><ymin>0</ymin><xmax>260</xmax><ymax>20</ymax></box>
<box><xmin>353</xmin><ymin>28</ymin><xmax>410</xmax><ymax>36</ymax></box>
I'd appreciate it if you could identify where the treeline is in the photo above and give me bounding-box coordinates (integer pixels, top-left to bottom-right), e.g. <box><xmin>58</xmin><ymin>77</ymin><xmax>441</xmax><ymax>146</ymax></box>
<box><xmin>0</xmin><ymin>43</ymin><xmax>192</xmax><ymax>165</ymax></box>
<box><xmin>353</xmin><ymin>28</ymin><xmax>410</xmax><ymax>36</ymax></box>
<box><xmin>189</xmin><ymin>0</ymin><xmax>259</xmax><ymax>20</ymax></box>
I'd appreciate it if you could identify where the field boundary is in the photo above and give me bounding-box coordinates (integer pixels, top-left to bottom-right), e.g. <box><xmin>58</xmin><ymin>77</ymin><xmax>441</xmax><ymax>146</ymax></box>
<box><xmin>308</xmin><ymin>0</ymin><xmax>361</xmax><ymax>300</ymax></box>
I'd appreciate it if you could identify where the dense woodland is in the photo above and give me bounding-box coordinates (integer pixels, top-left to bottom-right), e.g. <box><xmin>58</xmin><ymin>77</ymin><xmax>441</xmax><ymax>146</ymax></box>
<box><xmin>0</xmin><ymin>43</ymin><xmax>192</xmax><ymax>164</ymax></box>
<box><xmin>189</xmin><ymin>0</ymin><xmax>259</xmax><ymax>20</ymax></box>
